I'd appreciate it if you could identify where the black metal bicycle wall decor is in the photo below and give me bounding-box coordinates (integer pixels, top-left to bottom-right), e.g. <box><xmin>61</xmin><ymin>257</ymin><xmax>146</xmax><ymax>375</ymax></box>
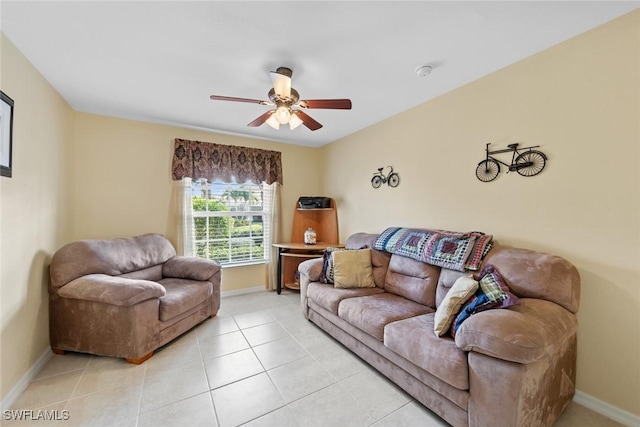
<box><xmin>475</xmin><ymin>143</ymin><xmax>547</xmax><ymax>182</ymax></box>
<box><xmin>371</xmin><ymin>166</ymin><xmax>400</xmax><ymax>188</ymax></box>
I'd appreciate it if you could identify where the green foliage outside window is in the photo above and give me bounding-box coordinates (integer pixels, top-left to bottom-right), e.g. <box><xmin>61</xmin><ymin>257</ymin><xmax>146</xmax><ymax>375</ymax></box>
<box><xmin>192</xmin><ymin>197</ymin><xmax>226</xmax><ymax>212</ymax></box>
<box><xmin>192</xmin><ymin>188</ymin><xmax>266</xmax><ymax>264</ymax></box>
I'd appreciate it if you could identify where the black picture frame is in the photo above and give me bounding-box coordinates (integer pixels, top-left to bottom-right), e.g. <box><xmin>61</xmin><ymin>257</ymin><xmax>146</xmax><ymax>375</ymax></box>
<box><xmin>1</xmin><ymin>91</ymin><xmax>14</xmax><ymax>178</ymax></box>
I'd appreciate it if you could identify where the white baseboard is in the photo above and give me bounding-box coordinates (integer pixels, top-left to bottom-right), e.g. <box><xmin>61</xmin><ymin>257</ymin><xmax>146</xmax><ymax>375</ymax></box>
<box><xmin>0</xmin><ymin>348</ymin><xmax>52</xmax><ymax>411</ymax></box>
<box><xmin>221</xmin><ymin>285</ymin><xmax>266</xmax><ymax>298</ymax></box>
<box><xmin>574</xmin><ymin>390</ymin><xmax>640</xmax><ymax>427</ymax></box>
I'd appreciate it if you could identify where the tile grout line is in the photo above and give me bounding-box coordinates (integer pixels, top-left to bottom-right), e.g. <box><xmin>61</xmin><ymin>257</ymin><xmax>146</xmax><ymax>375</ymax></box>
<box><xmin>235</xmin><ymin>298</ymin><xmax>313</xmax><ymax>424</ymax></box>
<box><xmin>194</xmin><ymin>323</ymin><xmax>221</xmax><ymax>426</ymax></box>
<box><xmin>203</xmin><ymin>314</ymin><xmax>243</xmax><ymax>427</ymax></box>
<box><xmin>252</xmin><ymin>299</ymin><xmax>307</xmax><ymax>427</ymax></box>
<box><xmin>132</xmin><ymin>355</ymin><xmax>149</xmax><ymax>427</ymax></box>
<box><xmin>62</xmin><ymin>355</ymin><xmax>93</xmax><ymax>413</ymax></box>
<box><xmin>234</xmin><ymin>309</ymin><xmax>290</xmax><ymax>411</ymax></box>
<box><xmin>366</xmin><ymin>401</ymin><xmax>415</xmax><ymax>427</ymax></box>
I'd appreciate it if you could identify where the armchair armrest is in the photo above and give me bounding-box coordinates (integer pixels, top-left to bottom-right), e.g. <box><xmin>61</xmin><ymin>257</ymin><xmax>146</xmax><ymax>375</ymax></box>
<box><xmin>56</xmin><ymin>274</ymin><xmax>166</xmax><ymax>306</ymax></box>
<box><xmin>454</xmin><ymin>298</ymin><xmax>577</xmax><ymax>364</ymax></box>
<box><xmin>298</xmin><ymin>257</ymin><xmax>324</xmax><ymax>282</ymax></box>
<box><xmin>162</xmin><ymin>256</ymin><xmax>221</xmax><ymax>281</ymax></box>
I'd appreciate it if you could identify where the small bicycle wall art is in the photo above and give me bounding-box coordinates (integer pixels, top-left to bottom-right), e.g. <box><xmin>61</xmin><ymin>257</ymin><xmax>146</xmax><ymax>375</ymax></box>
<box><xmin>371</xmin><ymin>166</ymin><xmax>400</xmax><ymax>188</ymax></box>
<box><xmin>475</xmin><ymin>143</ymin><xmax>547</xmax><ymax>182</ymax></box>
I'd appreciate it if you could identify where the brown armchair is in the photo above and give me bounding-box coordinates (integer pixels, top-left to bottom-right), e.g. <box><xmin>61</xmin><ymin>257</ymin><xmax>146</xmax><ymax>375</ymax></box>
<box><xmin>49</xmin><ymin>233</ymin><xmax>221</xmax><ymax>364</ymax></box>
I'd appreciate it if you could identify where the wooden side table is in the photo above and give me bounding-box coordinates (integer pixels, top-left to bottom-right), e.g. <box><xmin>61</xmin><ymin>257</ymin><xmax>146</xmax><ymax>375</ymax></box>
<box><xmin>273</xmin><ymin>242</ymin><xmax>343</xmax><ymax>294</ymax></box>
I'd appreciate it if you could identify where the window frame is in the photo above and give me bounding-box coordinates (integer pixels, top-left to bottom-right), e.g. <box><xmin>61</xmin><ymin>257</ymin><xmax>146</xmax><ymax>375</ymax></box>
<box><xmin>191</xmin><ymin>179</ymin><xmax>268</xmax><ymax>267</ymax></box>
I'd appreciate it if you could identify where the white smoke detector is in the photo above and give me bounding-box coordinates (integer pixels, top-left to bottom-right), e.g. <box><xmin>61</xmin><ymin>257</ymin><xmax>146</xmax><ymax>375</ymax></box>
<box><xmin>415</xmin><ymin>65</ymin><xmax>433</xmax><ymax>77</ymax></box>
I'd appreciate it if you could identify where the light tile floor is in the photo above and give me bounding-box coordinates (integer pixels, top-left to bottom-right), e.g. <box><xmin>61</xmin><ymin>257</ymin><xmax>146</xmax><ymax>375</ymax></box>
<box><xmin>6</xmin><ymin>290</ymin><xmax>624</xmax><ymax>427</ymax></box>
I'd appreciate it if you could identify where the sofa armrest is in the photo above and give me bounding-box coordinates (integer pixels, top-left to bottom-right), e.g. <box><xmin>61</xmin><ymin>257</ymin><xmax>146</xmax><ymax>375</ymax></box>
<box><xmin>298</xmin><ymin>257</ymin><xmax>324</xmax><ymax>282</ymax></box>
<box><xmin>162</xmin><ymin>256</ymin><xmax>221</xmax><ymax>281</ymax></box>
<box><xmin>298</xmin><ymin>258</ymin><xmax>324</xmax><ymax>319</ymax></box>
<box><xmin>454</xmin><ymin>298</ymin><xmax>577</xmax><ymax>364</ymax></box>
<box><xmin>56</xmin><ymin>274</ymin><xmax>166</xmax><ymax>306</ymax></box>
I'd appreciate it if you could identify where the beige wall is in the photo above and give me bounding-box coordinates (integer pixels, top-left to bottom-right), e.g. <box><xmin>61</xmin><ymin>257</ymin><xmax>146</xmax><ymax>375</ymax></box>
<box><xmin>0</xmin><ymin>35</ymin><xmax>75</xmax><ymax>400</ymax></box>
<box><xmin>321</xmin><ymin>11</ymin><xmax>640</xmax><ymax>415</ymax></box>
<box><xmin>73</xmin><ymin>113</ymin><xmax>323</xmax><ymax>292</ymax></box>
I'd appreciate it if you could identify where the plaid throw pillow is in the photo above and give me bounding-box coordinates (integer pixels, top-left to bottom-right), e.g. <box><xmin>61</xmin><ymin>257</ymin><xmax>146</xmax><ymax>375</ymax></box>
<box><xmin>450</xmin><ymin>264</ymin><xmax>520</xmax><ymax>337</ymax></box>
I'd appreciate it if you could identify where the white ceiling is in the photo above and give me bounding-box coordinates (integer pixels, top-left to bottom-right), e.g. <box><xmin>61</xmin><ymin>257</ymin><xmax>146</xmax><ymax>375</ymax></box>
<box><xmin>1</xmin><ymin>1</ymin><xmax>638</xmax><ymax>148</ymax></box>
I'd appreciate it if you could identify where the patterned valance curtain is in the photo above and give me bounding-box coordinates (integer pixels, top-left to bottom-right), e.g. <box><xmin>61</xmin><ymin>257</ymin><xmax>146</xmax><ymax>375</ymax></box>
<box><xmin>171</xmin><ymin>138</ymin><xmax>283</xmax><ymax>185</ymax></box>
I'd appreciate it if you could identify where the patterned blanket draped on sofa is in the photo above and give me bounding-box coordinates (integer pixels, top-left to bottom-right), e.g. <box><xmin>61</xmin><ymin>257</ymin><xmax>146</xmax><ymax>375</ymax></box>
<box><xmin>372</xmin><ymin>227</ymin><xmax>493</xmax><ymax>272</ymax></box>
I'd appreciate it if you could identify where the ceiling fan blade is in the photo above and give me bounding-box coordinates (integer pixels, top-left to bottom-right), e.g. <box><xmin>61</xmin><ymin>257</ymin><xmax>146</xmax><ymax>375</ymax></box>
<box><xmin>293</xmin><ymin>110</ymin><xmax>323</xmax><ymax>131</ymax></box>
<box><xmin>299</xmin><ymin>99</ymin><xmax>352</xmax><ymax>110</ymax></box>
<box><xmin>247</xmin><ymin>110</ymin><xmax>274</xmax><ymax>127</ymax></box>
<box><xmin>269</xmin><ymin>71</ymin><xmax>292</xmax><ymax>99</ymax></box>
<box><xmin>210</xmin><ymin>95</ymin><xmax>269</xmax><ymax>105</ymax></box>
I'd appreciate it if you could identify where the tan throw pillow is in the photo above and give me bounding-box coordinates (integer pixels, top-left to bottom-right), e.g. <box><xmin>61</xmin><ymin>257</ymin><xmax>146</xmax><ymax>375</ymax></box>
<box><xmin>333</xmin><ymin>249</ymin><xmax>375</xmax><ymax>289</ymax></box>
<box><xmin>433</xmin><ymin>276</ymin><xmax>478</xmax><ymax>336</ymax></box>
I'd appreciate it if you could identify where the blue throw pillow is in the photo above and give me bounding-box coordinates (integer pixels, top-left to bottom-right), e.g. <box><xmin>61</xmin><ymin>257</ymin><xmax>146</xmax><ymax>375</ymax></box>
<box><xmin>450</xmin><ymin>264</ymin><xmax>520</xmax><ymax>337</ymax></box>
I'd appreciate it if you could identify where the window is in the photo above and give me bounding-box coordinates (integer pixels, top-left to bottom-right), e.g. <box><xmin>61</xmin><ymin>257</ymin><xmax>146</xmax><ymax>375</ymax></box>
<box><xmin>191</xmin><ymin>179</ymin><xmax>267</xmax><ymax>266</ymax></box>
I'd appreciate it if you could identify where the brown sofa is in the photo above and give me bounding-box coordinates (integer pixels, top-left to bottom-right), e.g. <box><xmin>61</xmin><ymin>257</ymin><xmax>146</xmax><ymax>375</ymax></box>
<box><xmin>299</xmin><ymin>232</ymin><xmax>580</xmax><ymax>427</ymax></box>
<box><xmin>49</xmin><ymin>233</ymin><xmax>221</xmax><ymax>364</ymax></box>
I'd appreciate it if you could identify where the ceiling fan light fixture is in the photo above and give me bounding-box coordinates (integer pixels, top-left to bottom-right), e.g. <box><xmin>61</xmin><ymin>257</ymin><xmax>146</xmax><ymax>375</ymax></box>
<box><xmin>275</xmin><ymin>105</ymin><xmax>292</xmax><ymax>124</ymax></box>
<box><xmin>266</xmin><ymin>113</ymin><xmax>280</xmax><ymax>129</ymax></box>
<box><xmin>209</xmin><ymin>65</ymin><xmax>352</xmax><ymax>132</ymax></box>
<box><xmin>289</xmin><ymin>113</ymin><xmax>303</xmax><ymax>130</ymax></box>
<box><xmin>270</xmin><ymin>68</ymin><xmax>293</xmax><ymax>99</ymax></box>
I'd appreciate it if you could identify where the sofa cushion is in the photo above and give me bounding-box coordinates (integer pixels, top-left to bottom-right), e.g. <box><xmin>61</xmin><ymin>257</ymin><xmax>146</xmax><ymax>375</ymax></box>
<box><xmin>333</xmin><ymin>249</ymin><xmax>375</xmax><ymax>289</ymax></box>
<box><xmin>384</xmin><ymin>313</ymin><xmax>470</xmax><ymax>390</ymax></box>
<box><xmin>307</xmin><ymin>282</ymin><xmax>384</xmax><ymax>314</ymax></box>
<box><xmin>433</xmin><ymin>276</ymin><xmax>478</xmax><ymax>336</ymax></box>
<box><xmin>384</xmin><ymin>254</ymin><xmax>440</xmax><ymax>307</ymax></box>
<box><xmin>338</xmin><ymin>293</ymin><xmax>433</xmax><ymax>341</ymax></box>
<box><xmin>157</xmin><ymin>278</ymin><xmax>213</xmax><ymax>321</ymax></box>
<box><xmin>344</xmin><ymin>232</ymin><xmax>378</xmax><ymax>250</ymax></box>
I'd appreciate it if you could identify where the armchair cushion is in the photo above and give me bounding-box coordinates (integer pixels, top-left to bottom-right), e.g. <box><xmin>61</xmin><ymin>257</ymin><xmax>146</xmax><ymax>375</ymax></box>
<box><xmin>119</xmin><ymin>265</ymin><xmax>163</xmax><ymax>281</ymax></box>
<box><xmin>162</xmin><ymin>256</ymin><xmax>221</xmax><ymax>281</ymax></box>
<box><xmin>157</xmin><ymin>278</ymin><xmax>213</xmax><ymax>321</ymax></box>
<box><xmin>57</xmin><ymin>274</ymin><xmax>166</xmax><ymax>306</ymax></box>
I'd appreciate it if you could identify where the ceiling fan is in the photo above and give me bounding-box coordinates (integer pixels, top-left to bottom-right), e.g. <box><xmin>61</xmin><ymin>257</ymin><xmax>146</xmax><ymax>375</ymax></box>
<box><xmin>209</xmin><ymin>67</ymin><xmax>352</xmax><ymax>131</ymax></box>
